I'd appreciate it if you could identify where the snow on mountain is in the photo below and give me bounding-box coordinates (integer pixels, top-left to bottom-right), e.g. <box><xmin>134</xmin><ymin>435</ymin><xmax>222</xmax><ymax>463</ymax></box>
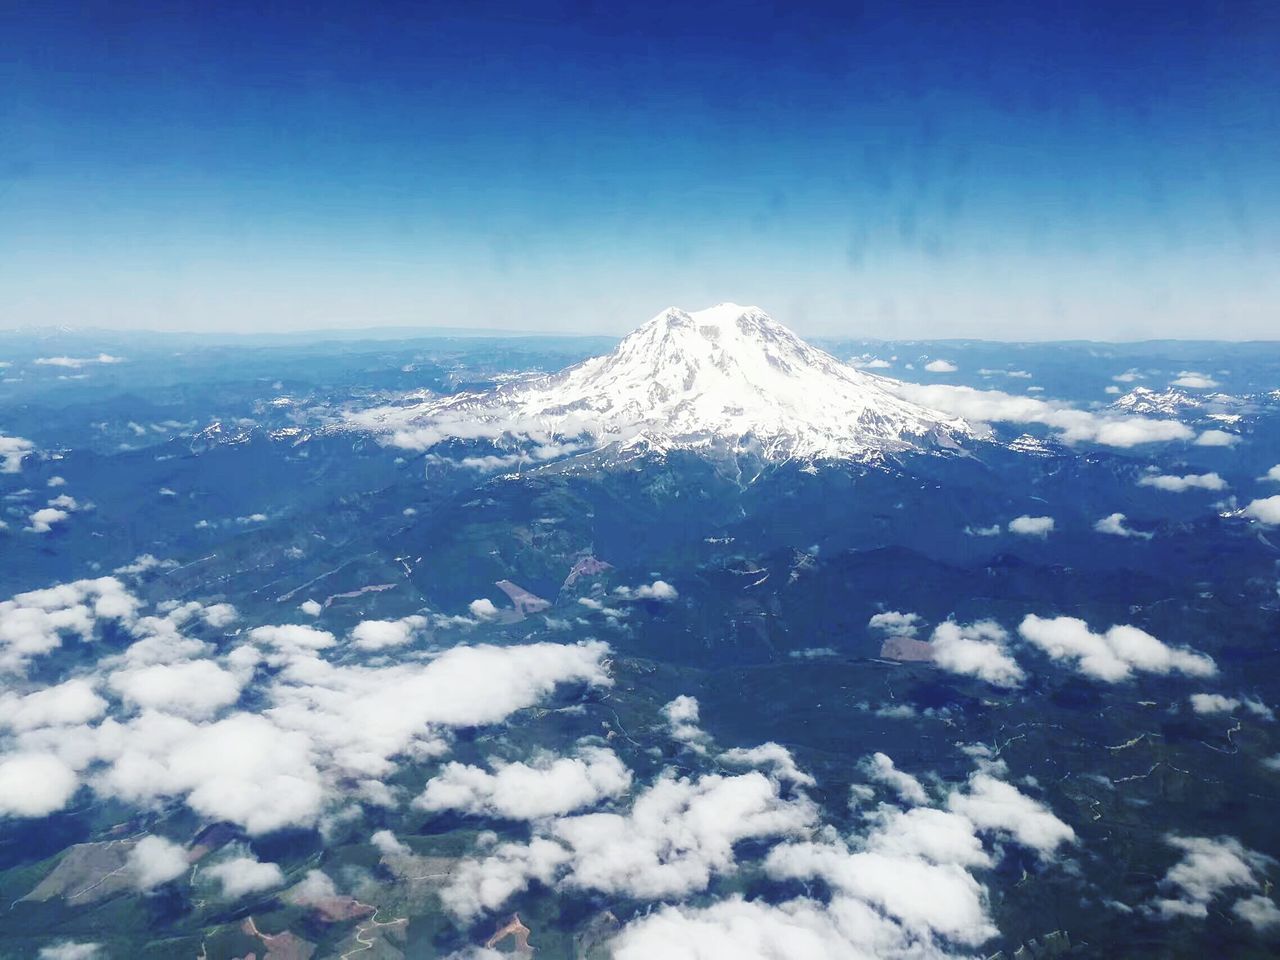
<box><xmin>1110</xmin><ymin>386</ymin><xmax>1201</xmax><ymax>416</ymax></box>
<box><xmin>347</xmin><ymin>303</ymin><xmax>973</xmax><ymax>463</ymax></box>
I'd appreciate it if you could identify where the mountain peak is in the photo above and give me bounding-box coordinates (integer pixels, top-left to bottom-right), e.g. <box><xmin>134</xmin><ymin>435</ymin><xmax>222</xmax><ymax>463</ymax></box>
<box><xmin>351</xmin><ymin>303</ymin><xmax>974</xmax><ymax>464</ymax></box>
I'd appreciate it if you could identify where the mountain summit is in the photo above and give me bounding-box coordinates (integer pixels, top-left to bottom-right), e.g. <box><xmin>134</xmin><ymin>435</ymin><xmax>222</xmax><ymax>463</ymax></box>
<box><xmin>353</xmin><ymin>303</ymin><xmax>972</xmax><ymax>463</ymax></box>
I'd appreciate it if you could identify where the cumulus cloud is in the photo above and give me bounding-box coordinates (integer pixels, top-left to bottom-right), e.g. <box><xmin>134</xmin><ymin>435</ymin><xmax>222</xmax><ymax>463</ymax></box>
<box><xmin>756</xmin><ymin>764</ymin><xmax>1070</xmax><ymax>956</ymax></box>
<box><xmin>299</xmin><ymin>599</ymin><xmax>323</xmax><ymax>616</ymax></box>
<box><xmin>371</xmin><ymin>829</ymin><xmax>412</xmax><ymax>858</ymax></box>
<box><xmin>442</xmin><ymin>837</ymin><xmax>570</xmax><ymax>920</ymax></box>
<box><xmin>1233</xmin><ymin>894</ymin><xmax>1280</xmax><ymax>931</ymax></box>
<box><xmin>128</xmin><ymin>835</ymin><xmax>189</xmax><ymax>890</ymax></box>
<box><xmin>0</xmin><ymin>577</ymin><xmax>140</xmax><ymax>673</ymax></box>
<box><xmin>108</xmin><ymin>659</ymin><xmax>245</xmax><ymax>719</ymax></box>
<box><xmin>661</xmin><ymin>695</ymin><xmax>708</xmax><ymax>748</ymax></box>
<box><xmin>0</xmin><ymin>434</ymin><xmax>35</xmax><ymax>473</ymax></box>
<box><xmin>614</xmin><ymin>580</ymin><xmax>679</xmax><ymax>601</ymax></box>
<box><xmin>1008</xmin><ymin>515</ymin><xmax>1054</xmax><ymax>537</ymax></box>
<box><xmin>886</xmin><ymin>382</ymin><xmax>1193</xmax><ymax>448</ymax></box>
<box><xmin>1019</xmin><ymin>615</ymin><xmax>1215</xmax><ymax>682</ymax></box>
<box><xmin>719</xmin><ymin>743</ymin><xmax>816</xmax><ymax>787</ymax></box>
<box><xmin>113</xmin><ymin>554</ymin><xmax>178</xmax><ymax>576</ymax></box>
<box><xmin>1138</xmin><ymin>472</ymin><xmax>1227</xmax><ymax>492</ymax></box>
<box><xmin>87</xmin><ymin>640</ymin><xmax>615</xmax><ymax>833</ymax></box>
<box><xmin>868</xmin><ymin>611</ymin><xmax>921</xmax><ymax>638</ymax></box>
<box><xmin>1264</xmin><ymin>465</ymin><xmax>1280</xmax><ymax>483</ymax></box>
<box><xmin>443</xmin><ymin>768</ymin><xmax>818</xmax><ymax>920</ymax></box>
<box><xmin>246</xmin><ymin>623</ymin><xmax>336</xmax><ymax>653</ymax></box>
<box><xmin>0</xmin><ymin>752</ymin><xmax>79</xmax><ymax>816</ymax></box>
<box><xmin>37</xmin><ymin>943</ymin><xmax>102</xmax><ymax>960</ymax></box>
<box><xmin>4</xmin><ymin>579</ymin><xmax>613</xmax><ymax>832</ymax></box>
<box><xmin>468</xmin><ymin>598</ymin><xmax>500</xmax><ymax>620</ymax></box>
<box><xmin>1171</xmin><ymin>372</ymin><xmax>1219</xmax><ymax>389</ymax></box>
<box><xmin>206</xmin><ymin>855</ymin><xmax>285</xmax><ymax>898</ymax></box>
<box><xmin>27</xmin><ymin>507</ymin><xmax>69</xmax><ymax>533</ymax></box>
<box><xmin>929</xmin><ymin>621</ymin><xmax>1025</xmax><ymax>688</ymax></box>
<box><xmin>34</xmin><ymin>354</ymin><xmax>124</xmax><ymax>369</ymax></box>
<box><xmin>1148</xmin><ymin>835</ymin><xmax>1272</xmax><ymax>920</ymax></box>
<box><xmin>1188</xmin><ymin>694</ymin><xmax>1273</xmax><ymax>720</ymax></box>
<box><xmin>1195</xmin><ymin>429</ymin><xmax>1239</xmax><ymax>447</ymax></box>
<box><xmin>946</xmin><ymin>773</ymin><xmax>1076</xmax><ymax>858</ymax></box>
<box><xmin>0</xmin><ymin>679</ymin><xmax>107</xmax><ymax>730</ymax></box>
<box><xmin>1243</xmin><ymin>496</ymin><xmax>1280</xmax><ymax>525</ymax></box>
<box><xmin>416</xmin><ymin>745</ymin><xmax>632</xmax><ymax>820</ymax></box>
<box><xmin>964</xmin><ymin>524</ymin><xmax>1001</xmax><ymax>537</ymax></box>
<box><xmin>351</xmin><ymin>615</ymin><xmax>428</xmax><ymax>651</ymax></box>
<box><xmin>1094</xmin><ymin>513</ymin><xmax>1152</xmax><ymax>539</ymax></box>
<box><xmin>863</xmin><ymin>752</ymin><xmax>929</xmax><ymax>805</ymax></box>
<box><xmin>924</xmin><ymin>359</ymin><xmax>957</xmax><ymax>373</ymax></box>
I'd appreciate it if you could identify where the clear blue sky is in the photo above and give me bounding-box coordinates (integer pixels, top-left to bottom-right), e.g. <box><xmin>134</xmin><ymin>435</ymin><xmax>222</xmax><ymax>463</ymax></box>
<box><xmin>2</xmin><ymin>0</ymin><xmax>1278</xmax><ymax>338</ymax></box>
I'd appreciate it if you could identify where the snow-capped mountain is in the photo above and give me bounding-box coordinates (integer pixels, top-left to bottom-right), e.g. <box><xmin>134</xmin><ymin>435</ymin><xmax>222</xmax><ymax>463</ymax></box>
<box><xmin>1110</xmin><ymin>386</ymin><xmax>1201</xmax><ymax>416</ymax></box>
<box><xmin>348</xmin><ymin>303</ymin><xmax>973</xmax><ymax>463</ymax></box>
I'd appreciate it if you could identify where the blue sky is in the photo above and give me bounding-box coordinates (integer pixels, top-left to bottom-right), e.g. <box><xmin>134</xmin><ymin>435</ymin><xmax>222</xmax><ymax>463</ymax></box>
<box><xmin>2</xmin><ymin>0</ymin><xmax>1278</xmax><ymax>338</ymax></box>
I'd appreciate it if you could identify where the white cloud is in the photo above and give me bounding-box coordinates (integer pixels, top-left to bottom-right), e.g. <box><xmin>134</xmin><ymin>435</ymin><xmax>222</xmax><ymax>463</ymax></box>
<box><xmin>1195</xmin><ymin>429</ymin><xmax>1239</xmax><ymax>447</ymax></box>
<box><xmin>1148</xmin><ymin>835</ymin><xmax>1272</xmax><ymax>920</ymax></box>
<box><xmin>1190</xmin><ymin>693</ymin><xmax>1240</xmax><ymax>715</ymax></box>
<box><xmin>27</xmin><ymin>507</ymin><xmax>69</xmax><ymax>533</ymax></box>
<box><xmin>1233</xmin><ymin>894</ymin><xmax>1280</xmax><ymax>931</ymax></box>
<box><xmin>351</xmin><ymin>615</ymin><xmax>427</xmax><ymax>651</ymax></box>
<box><xmin>442</xmin><ymin>837</ymin><xmax>570</xmax><ymax>921</ymax></box>
<box><xmin>946</xmin><ymin>773</ymin><xmax>1076</xmax><ymax>858</ymax></box>
<box><xmin>1138</xmin><ymin>472</ymin><xmax>1227</xmax><ymax>492</ymax></box>
<box><xmin>661</xmin><ymin>695</ymin><xmax>707</xmax><ymax>747</ymax></box>
<box><xmin>113</xmin><ymin>554</ymin><xmax>178</xmax><ymax>576</ymax></box>
<box><xmin>1189</xmin><ymin>693</ymin><xmax>1272</xmax><ymax>720</ymax></box>
<box><xmin>1008</xmin><ymin>515</ymin><xmax>1054</xmax><ymax>537</ymax></box>
<box><xmin>1104</xmin><ymin>385</ymin><xmax>1121</xmax><ymax>395</ymax></box>
<box><xmin>719</xmin><ymin>743</ymin><xmax>815</xmax><ymax>787</ymax></box>
<box><xmin>867</xmin><ymin>611</ymin><xmax>921</xmax><ymax>638</ymax></box>
<box><xmin>885</xmin><ymin>382</ymin><xmax>1194</xmax><ymax>448</ymax></box>
<box><xmin>0</xmin><ymin>752</ymin><xmax>79</xmax><ymax>816</ymax></box>
<box><xmin>1171</xmin><ymin>372</ymin><xmax>1219</xmax><ymax>389</ymax></box>
<box><xmin>94</xmin><ymin>712</ymin><xmax>328</xmax><ymax>835</ymax></box>
<box><xmin>128</xmin><ymin>835</ymin><xmax>188</xmax><ymax>890</ymax></box>
<box><xmin>924</xmin><ymin>359</ymin><xmax>957</xmax><ymax>373</ymax></box>
<box><xmin>108</xmin><ymin>659</ymin><xmax>245</xmax><ymax>719</ymax></box>
<box><xmin>863</xmin><ymin>752</ymin><xmax>929</xmax><ymax>805</ymax></box>
<box><xmin>0</xmin><ymin>679</ymin><xmax>107</xmax><ymax>730</ymax></box>
<box><xmin>37</xmin><ymin>943</ymin><xmax>102</xmax><ymax>960</ymax></box>
<box><xmin>206</xmin><ymin>855</ymin><xmax>285</xmax><ymax>898</ymax></box>
<box><xmin>964</xmin><ymin>524</ymin><xmax>1001</xmax><ymax>537</ymax></box>
<box><xmin>0</xmin><ymin>434</ymin><xmax>35</xmax><ymax>473</ymax></box>
<box><xmin>416</xmin><ymin>745</ymin><xmax>632</xmax><ymax>820</ymax></box>
<box><xmin>929</xmin><ymin>621</ymin><xmax>1025</xmax><ymax>688</ymax></box>
<box><xmin>469</xmin><ymin>598</ymin><xmax>500</xmax><ymax>620</ymax></box>
<box><xmin>614</xmin><ymin>580</ymin><xmax>679</xmax><ymax>600</ymax></box>
<box><xmin>1093</xmin><ymin>513</ymin><xmax>1151</xmax><ymax>539</ymax></box>
<box><xmin>1264</xmin><ymin>465</ymin><xmax>1280</xmax><ymax>483</ymax></box>
<box><xmin>247</xmin><ymin>623</ymin><xmax>336</xmax><ymax>653</ymax></box>
<box><xmin>299</xmin><ymin>599</ymin><xmax>323</xmax><ymax>616</ymax></box>
<box><xmin>371</xmin><ymin>829</ymin><xmax>412</xmax><ymax>858</ymax></box>
<box><xmin>1113</xmin><ymin>371</ymin><xmax>1143</xmax><ymax>383</ymax></box>
<box><xmin>0</xmin><ymin>577</ymin><xmax>140</xmax><ymax>673</ymax></box>
<box><xmin>1243</xmin><ymin>496</ymin><xmax>1280</xmax><ymax>525</ymax></box>
<box><xmin>610</xmin><ymin>893</ymin><xmax>967</xmax><ymax>960</ymax></box>
<box><xmin>443</xmin><ymin>768</ymin><xmax>818</xmax><ymax>920</ymax></box>
<box><xmin>1019</xmin><ymin>615</ymin><xmax>1216</xmax><ymax>682</ymax></box>
<box><xmin>34</xmin><ymin>354</ymin><xmax>124</xmax><ymax>369</ymax></box>
<box><xmin>84</xmin><ymin>640</ymin><xmax>614</xmax><ymax>833</ymax></box>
